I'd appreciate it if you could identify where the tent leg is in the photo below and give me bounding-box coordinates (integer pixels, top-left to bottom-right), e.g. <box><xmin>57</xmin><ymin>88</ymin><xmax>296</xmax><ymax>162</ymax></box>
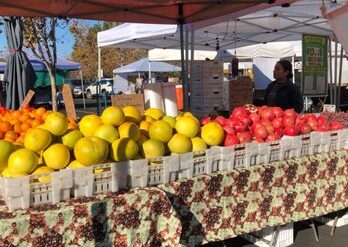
<box><xmin>97</xmin><ymin>48</ymin><xmax>102</xmax><ymax>115</ymax></box>
<box><xmin>292</xmin><ymin>56</ymin><xmax>295</xmax><ymax>84</ymax></box>
<box><xmin>148</xmin><ymin>61</ymin><xmax>152</xmax><ymax>83</ymax></box>
<box><xmin>179</xmin><ymin>3</ymin><xmax>188</xmax><ymax>111</ymax></box>
<box><xmin>338</xmin><ymin>45</ymin><xmax>343</xmax><ymax>111</ymax></box>
<box><xmin>190</xmin><ymin>30</ymin><xmax>195</xmax><ymax>111</ymax></box>
<box><xmin>334</xmin><ymin>39</ymin><xmax>338</xmax><ymax>109</ymax></box>
<box><xmin>329</xmin><ymin>38</ymin><xmax>333</xmax><ymax>104</ymax></box>
<box><xmin>80</xmin><ymin>70</ymin><xmax>86</xmax><ymax>110</ymax></box>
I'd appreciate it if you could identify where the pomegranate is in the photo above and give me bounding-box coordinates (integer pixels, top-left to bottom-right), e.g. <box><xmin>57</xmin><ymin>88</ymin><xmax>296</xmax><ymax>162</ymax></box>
<box><xmin>254</xmin><ymin>124</ymin><xmax>269</xmax><ymax>139</ymax></box>
<box><xmin>266</xmin><ymin>133</ymin><xmax>280</xmax><ymax>142</ymax></box>
<box><xmin>261</xmin><ymin>108</ymin><xmax>276</xmax><ymax>121</ymax></box>
<box><xmin>272</xmin><ymin>107</ymin><xmax>284</xmax><ymax>118</ymax></box>
<box><xmin>284</xmin><ymin>126</ymin><xmax>299</xmax><ymax>136</ymax></box>
<box><xmin>231</xmin><ymin>107</ymin><xmax>249</xmax><ymax>118</ymax></box>
<box><xmin>239</xmin><ymin>115</ymin><xmax>252</xmax><ymax>126</ymax></box>
<box><xmin>201</xmin><ymin>117</ymin><xmax>211</xmax><ymax>126</ymax></box>
<box><xmin>215</xmin><ymin>116</ymin><xmax>227</xmax><ymax>126</ymax></box>
<box><xmin>223</xmin><ymin>125</ymin><xmax>235</xmax><ymax>135</ymax></box>
<box><xmin>282</xmin><ymin>116</ymin><xmax>296</xmax><ymax>127</ymax></box>
<box><xmin>317</xmin><ymin>116</ymin><xmax>328</xmax><ymax>125</ymax></box>
<box><xmin>300</xmin><ymin>124</ymin><xmax>312</xmax><ymax>134</ymax></box>
<box><xmin>284</xmin><ymin>109</ymin><xmax>297</xmax><ymax>119</ymax></box>
<box><xmin>330</xmin><ymin>121</ymin><xmax>343</xmax><ymax>130</ymax></box>
<box><xmin>272</xmin><ymin>118</ymin><xmax>283</xmax><ymax>129</ymax></box>
<box><xmin>250</xmin><ymin>113</ymin><xmax>260</xmax><ymax>123</ymax></box>
<box><xmin>237</xmin><ymin>132</ymin><xmax>251</xmax><ymax>144</ymax></box>
<box><xmin>224</xmin><ymin>134</ymin><xmax>239</xmax><ymax>146</ymax></box>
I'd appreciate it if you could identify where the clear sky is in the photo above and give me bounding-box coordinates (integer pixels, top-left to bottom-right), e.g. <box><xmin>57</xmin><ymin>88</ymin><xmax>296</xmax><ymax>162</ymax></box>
<box><xmin>0</xmin><ymin>19</ymin><xmax>99</xmax><ymax>59</ymax></box>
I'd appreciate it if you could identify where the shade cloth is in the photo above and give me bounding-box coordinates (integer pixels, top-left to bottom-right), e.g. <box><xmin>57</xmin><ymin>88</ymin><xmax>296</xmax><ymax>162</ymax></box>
<box><xmin>113</xmin><ymin>58</ymin><xmax>181</xmax><ymax>74</ymax></box>
<box><xmin>0</xmin><ymin>150</ymin><xmax>346</xmax><ymax>246</ymax></box>
<box><xmin>3</xmin><ymin>17</ymin><xmax>36</xmax><ymax>110</ymax></box>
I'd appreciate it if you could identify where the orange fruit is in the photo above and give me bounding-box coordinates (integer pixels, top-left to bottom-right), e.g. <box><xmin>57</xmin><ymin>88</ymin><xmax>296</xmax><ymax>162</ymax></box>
<box><xmin>16</xmin><ymin>136</ymin><xmax>24</xmax><ymax>144</ymax></box>
<box><xmin>12</xmin><ymin>111</ymin><xmax>21</xmax><ymax>119</ymax></box>
<box><xmin>0</xmin><ymin>131</ymin><xmax>4</xmax><ymax>139</ymax></box>
<box><xmin>5</xmin><ymin>131</ymin><xmax>19</xmax><ymax>142</ymax></box>
<box><xmin>42</xmin><ymin>111</ymin><xmax>52</xmax><ymax>121</ymax></box>
<box><xmin>35</xmin><ymin>107</ymin><xmax>46</xmax><ymax>116</ymax></box>
<box><xmin>19</xmin><ymin>114</ymin><xmax>30</xmax><ymax>123</ymax></box>
<box><xmin>13</xmin><ymin>123</ymin><xmax>22</xmax><ymax>133</ymax></box>
<box><xmin>0</xmin><ymin>121</ymin><xmax>12</xmax><ymax>132</ymax></box>
<box><xmin>35</xmin><ymin>114</ymin><xmax>43</xmax><ymax>122</ymax></box>
<box><xmin>30</xmin><ymin>119</ymin><xmax>41</xmax><ymax>128</ymax></box>
<box><xmin>21</xmin><ymin>123</ymin><xmax>31</xmax><ymax>132</ymax></box>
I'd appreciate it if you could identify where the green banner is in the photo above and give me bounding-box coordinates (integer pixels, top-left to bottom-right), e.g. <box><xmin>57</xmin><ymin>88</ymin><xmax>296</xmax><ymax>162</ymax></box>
<box><xmin>302</xmin><ymin>34</ymin><xmax>328</xmax><ymax>96</ymax></box>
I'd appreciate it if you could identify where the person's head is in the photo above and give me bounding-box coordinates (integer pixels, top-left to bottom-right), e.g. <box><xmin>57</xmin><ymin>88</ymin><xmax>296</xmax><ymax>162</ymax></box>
<box><xmin>273</xmin><ymin>60</ymin><xmax>293</xmax><ymax>83</ymax></box>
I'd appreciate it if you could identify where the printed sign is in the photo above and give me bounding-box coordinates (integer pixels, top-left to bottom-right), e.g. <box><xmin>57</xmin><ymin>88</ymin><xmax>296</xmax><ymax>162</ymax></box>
<box><xmin>111</xmin><ymin>94</ymin><xmax>145</xmax><ymax>114</ymax></box>
<box><xmin>302</xmin><ymin>34</ymin><xmax>328</xmax><ymax>96</ymax></box>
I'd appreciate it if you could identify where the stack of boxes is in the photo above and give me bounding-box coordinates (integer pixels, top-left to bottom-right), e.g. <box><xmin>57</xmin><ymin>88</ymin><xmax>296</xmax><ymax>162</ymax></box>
<box><xmin>222</xmin><ymin>76</ymin><xmax>253</xmax><ymax>111</ymax></box>
<box><xmin>190</xmin><ymin>61</ymin><xmax>224</xmax><ymax>118</ymax></box>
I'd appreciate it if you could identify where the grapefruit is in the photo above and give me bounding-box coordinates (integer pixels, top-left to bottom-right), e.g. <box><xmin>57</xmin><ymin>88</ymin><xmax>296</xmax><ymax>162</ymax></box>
<box><xmin>111</xmin><ymin>138</ymin><xmax>138</xmax><ymax>161</ymax></box>
<box><xmin>139</xmin><ymin>121</ymin><xmax>152</xmax><ymax>137</ymax></box>
<box><xmin>61</xmin><ymin>129</ymin><xmax>83</xmax><ymax>150</ymax></box>
<box><xmin>201</xmin><ymin>122</ymin><xmax>224</xmax><ymax>146</ymax></box>
<box><xmin>79</xmin><ymin>115</ymin><xmax>103</xmax><ymax>137</ymax></box>
<box><xmin>44</xmin><ymin>112</ymin><xmax>68</xmax><ymax>136</ymax></box>
<box><xmin>118</xmin><ymin>122</ymin><xmax>140</xmax><ymax>141</ymax></box>
<box><xmin>0</xmin><ymin>140</ymin><xmax>15</xmax><ymax>171</ymax></box>
<box><xmin>162</xmin><ymin>116</ymin><xmax>176</xmax><ymax>128</ymax></box>
<box><xmin>24</xmin><ymin>128</ymin><xmax>52</xmax><ymax>153</ymax></box>
<box><xmin>191</xmin><ymin>137</ymin><xmax>207</xmax><ymax>152</ymax></box>
<box><xmin>67</xmin><ymin>160</ymin><xmax>86</xmax><ymax>169</ymax></box>
<box><xmin>149</xmin><ymin>120</ymin><xmax>173</xmax><ymax>143</ymax></box>
<box><xmin>137</xmin><ymin>134</ymin><xmax>149</xmax><ymax>149</ymax></box>
<box><xmin>94</xmin><ymin>125</ymin><xmax>119</xmax><ymax>143</ymax></box>
<box><xmin>43</xmin><ymin>144</ymin><xmax>70</xmax><ymax>170</ymax></box>
<box><xmin>122</xmin><ymin>106</ymin><xmax>141</xmax><ymax>123</ymax></box>
<box><xmin>101</xmin><ymin>106</ymin><xmax>125</xmax><ymax>126</ymax></box>
<box><xmin>74</xmin><ymin>136</ymin><xmax>108</xmax><ymax>166</ymax></box>
<box><xmin>8</xmin><ymin>148</ymin><xmax>38</xmax><ymax>176</ymax></box>
<box><xmin>168</xmin><ymin>134</ymin><xmax>192</xmax><ymax>154</ymax></box>
<box><xmin>175</xmin><ymin>116</ymin><xmax>200</xmax><ymax>138</ymax></box>
<box><xmin>32</xmin><ymin>166</ymin><xmax>55</xmax><ymax>182</ymax></box>
<box><xmin>142</xmin><ymin>139</ymin><xmax>165</xmax><ymax>159</ymax></box>
<box><xmin>1</xmin><ymin>167</ymin><xmax>13</xmax><ymax>178</ymax></box>
<box><xmin>144</xmin><ymin>108</ymin><xmax>164</xmax><ymax>120</ymax></box>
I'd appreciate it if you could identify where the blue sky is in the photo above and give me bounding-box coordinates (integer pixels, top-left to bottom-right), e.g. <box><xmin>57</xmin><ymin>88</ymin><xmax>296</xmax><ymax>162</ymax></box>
<box><xmin>0</xmin><ymin>19</ymin><xmax>99</xmax><ymax>59</ymax></box>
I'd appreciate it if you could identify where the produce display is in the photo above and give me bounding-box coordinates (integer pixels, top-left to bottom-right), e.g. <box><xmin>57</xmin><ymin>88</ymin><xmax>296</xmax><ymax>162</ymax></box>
<box><xmin>0</xmin><ymin>103</ymin><xmax>346</xmax><ymax>180</ymax></box>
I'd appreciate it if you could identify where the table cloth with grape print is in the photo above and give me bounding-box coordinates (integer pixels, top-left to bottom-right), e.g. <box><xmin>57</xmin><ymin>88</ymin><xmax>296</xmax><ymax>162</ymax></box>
<box><xmin>0</xmin><ymin>150</ymin><xmax>347</xmax><ymax>246</ymax></box>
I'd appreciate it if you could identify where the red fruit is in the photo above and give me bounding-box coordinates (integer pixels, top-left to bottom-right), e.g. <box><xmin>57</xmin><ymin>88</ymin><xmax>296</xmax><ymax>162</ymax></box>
<box><xmin>304</xmin><ymin>114</ymin><xmax>317</xmax><ymax>121</ymax></box>
<box><xmin>254</xmin><ymin>137</ymin><xmax>265</xmax><ymax>143</ymax></box>
<box><xmin>282</xmin><ymin>116</ymin><xmax>296</xmax><ymax>127</ymax></box>
<box><xmin>223</xmin><ymin>125</ymin><xmax>235</xmax><ymax>135</ymax></box>
<box><xmin>239</xmin><ymin>115</ymin><xmax>252</xmax><ymax>126</ymax></box>
<box><xmin>306</xmin><ymin>118</ymin><xmax>318</xmax><ymax>130</ymax></box>
<box><xmin>300</xmin><ymin>124</ymin><xmax>312</xmax><ymax>134</ymax></box>
<box><xmin>317</xmin><ymin>116</ymin><xmax>328</xmax><ymax>125</ymax></box>
<box><xmin>260</xmin><ymin>119</ymin><xmax>271</xmax><ymax>126</ymax></box>
<box><xmin>250</xmin><ymin>113</ymin><xmax>260</xmax><ymax>123</ymax></box>
<box><xmin>201</xmin><ymin>117</ymin><xmax>211</xmax><ymax>126</ymax></box>
<box><xmin>234</xmin><ymin>122</ymin><xmax>246</xmax><ymax>133</ymax></box>
<box><xmin>225</xmin><ymin>118</ymin><xmax>239</xmax><ymax>128</ymax></box>
<box><xmin>231</xmin><ymin>107</ymin><xmax>249</xmax><ymax>118</ymax></box>
<box><xmin>272</xmin><ymin>107</ymin><xmax>284</xmax><ymax>118</ymax></box>
<box><xmin>330</xmin><ymin>121</ymin><xmax>343</xmax><ymax>130</ymax></box>
<box><xmin>265</xmin><ymin>124</ymin><xmax>274</xmax><ymax>134</ymax></box>
<box><xmin>295</xmin><ymin>116</ymin><xmax>305</xmax><ymax>126</ymax></box>
<box><xmin>237</xmin><ymin>132</ymin><xmax>251</xmax><ymax>144</ymax></box>
<box><xmin>272</xmin><ymin>118</ymin><xmax>283</xmax><ymax>129</ymax></box>
<box><xmin>266</xmin><ymin>133</ymin><xmax>280</xmax><ymax>142</ymax></box>
<box><xmin>284</xmin><ymin>125</ymin><xmax>299</xmax><ymax>136</ymax></box>
<box><xmin>284</xmin><ymin>109</ymin><xmax>297</xmax><ymax>119</ymax></box>
<box><xmin>261</xmin><ymin>108</ymin><xmax>276</xmax><ymax>121</ymax></box>
<box><xmin>254</xmin><ymin>124</ymin><xmax>269</xmax><ymax>139</ymax></box>
<box><xmin>317</xmin><ymin>123</ymin><xmax>330</xmax><ymax>132</ymax></box>
<box><xmin>224</xmin><ymin>134</ymin><xmax>240</xmax><ymax>146</ymax></box>
<box><xmin>275</xmin><ymin>128</ymin><xmax>284</xmax><ymax>137</ymax></box>
<box><xmin>215</xmin><ymin>116</ymin><xmax>227</xmax><ymax>126</ymax></box>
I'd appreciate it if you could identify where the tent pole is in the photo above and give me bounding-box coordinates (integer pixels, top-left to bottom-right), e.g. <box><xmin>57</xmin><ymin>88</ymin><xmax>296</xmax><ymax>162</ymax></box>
<box><xmin>292</xmin><ymin>55</ymin><xmax>295</xmax><ymax>84</ymax></box>
<box><xmin>329</xmin><ymin>38</ymin><xmax>333</xmax><ymax>104</ymax></box>
<box><xmin>190</xmin><ymin>30</ymin><xmax>195</xmax><ymax>111</ymax></box>
<box><xmin>338</xmin><ymin>45</ymin><xmax>343</xmax><ymax>111</ymax></box>
<box><xmin>334</xmin><ymin>38</ymin><xmax>338</xmax><ymax>109</ymax></box>
<box><xmin>179</xmin><ymin>3</ymin><xmax>188</xmax><ymax>110</ymax></box>
<box><xmin>185</xmin><ymin>29</ymin><xmax>189</xmax><ymax>86</ymax></box>
<box><xmin>148</xmin><ymin>60</ymin><xmax>152</xmax><ymax>83</ymax></box>
<box><xmin>80</xmin><ymin>70</ymin><xmax>86</xmax><ymax>110</ymax></box>
<box><xmin>97</xmin><ymin>47</ymin><xmax>102</xmax><ymax>115</ymax></box>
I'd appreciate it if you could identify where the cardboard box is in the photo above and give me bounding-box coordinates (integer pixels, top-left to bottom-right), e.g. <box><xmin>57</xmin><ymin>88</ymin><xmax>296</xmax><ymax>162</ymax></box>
<box><xmin>111</xmin><ymin>94</ymin><xmax>145</xmax><ymax>114</ymax></box>
<box><xmin>223</xmin><ymin>77</ymin><xmax>253</xmax><ymax>110</ymax></box>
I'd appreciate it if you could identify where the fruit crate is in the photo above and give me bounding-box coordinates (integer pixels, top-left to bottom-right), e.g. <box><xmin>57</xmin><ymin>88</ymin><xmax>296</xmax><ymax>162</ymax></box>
<box><xmin>231</xmin><ymin>142</ymin><xmax>268</xmax><ymax>168</ymax></box>
<box><xmin>0</xmin><ymin>169</ymin><xmax>73</xmax><ymax>211</ymax></box>
<box><xmin>117</xmin><ymin>159</ymin><xmax>149</xmax><ymax>189</ymax></box>
<box><xmin>318</xmin><ymin>129</ymin><xmax>348</xmax><ymax>152</ymax></box>
<box><xmin>191</xmin><ymin>81</ymin><xmax>222</xmax><ymax>92</ymax></box>
<box><xmin>268</xmin><ymin>138</ymin><xmax>294</xmax><ymax>163</ymax></box>
<box><xmin>242</xmin><ymin>223</ymin><xmax>294</xmax><ymax>247</ymax></box>
<box><xmin>180</xmin><ymin>147</ymin><xmax>234</xmax><ymax>177</ymax></box>
<box><xmin>190</xmin><ymin>95</ymin><xmax>222</xmax><ymax>107</ymax></box>
<box><xmin>71</xmin><ymin>162</ymin><xmax>124</xmax><ymax>198</ymax></box>
<box><xmin>190</xmin><ymin>86</ymin><xmax>222</xmax><ymax>98</ymax></box>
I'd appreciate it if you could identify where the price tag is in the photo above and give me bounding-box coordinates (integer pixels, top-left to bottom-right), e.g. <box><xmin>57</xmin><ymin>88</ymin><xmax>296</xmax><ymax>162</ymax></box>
<box><xmin>323</xmin><ymin>104</ymin><xmax>336</xmax><ymax>113</ymax></box>
<box><xmin>111</xmin><ymin>94</ymin><xmax>144</xmax><ymax>114</ymax></box>
<box><xmin>62</xmin><ymin>84</ymin><xmax>77</xmax><ymax>120</ymax></box>
<box><xmin>20</xmin><ymin>90</ymin><xmax>35</xmax><ymax>109</ymax></box>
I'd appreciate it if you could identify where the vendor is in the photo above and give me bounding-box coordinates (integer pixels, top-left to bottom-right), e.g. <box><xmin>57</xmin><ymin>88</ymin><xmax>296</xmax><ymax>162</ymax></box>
<box><xmin>264</xmin><ymin>60</ymin><xmax>303</xmax><ymax>113</ymax></box>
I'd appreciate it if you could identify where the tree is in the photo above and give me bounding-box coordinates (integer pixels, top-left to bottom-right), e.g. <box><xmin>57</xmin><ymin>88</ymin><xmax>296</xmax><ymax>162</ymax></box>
<box><xmin>23</xmin><ymin>17</ymin><xmax>69</xmax><ymax>111</ymax></box>
<box><xmin>70</xmin><ymin>21</ymin><xmax>146</xmax><ymax>80</ymax></box>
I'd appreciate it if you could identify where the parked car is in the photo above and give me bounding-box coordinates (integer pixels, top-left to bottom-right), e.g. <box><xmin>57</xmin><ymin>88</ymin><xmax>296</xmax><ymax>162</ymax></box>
<box><xmin>65</xmin><ymin>79</ymin><xmax>84</xmax><ymax>98</ymax></box>
<box><xmin>31</xmin><ymin>87</ymin><xmax>64</xmax><ymax>110</ymax></box>
<box><xmin>85</xmin><ymin>78</ymin><xmax>113</xmax><ymax>99</ymax></box>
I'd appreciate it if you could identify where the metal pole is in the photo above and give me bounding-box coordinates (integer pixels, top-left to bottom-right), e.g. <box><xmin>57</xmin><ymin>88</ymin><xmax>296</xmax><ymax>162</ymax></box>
<box><xmin>338</xmin><ymin>45</ymin><xmax>343</xmax><ymax>111</ymax></box>
<box><xmin>79</xmin><ymin>70</ymin><xmax>86</xmax><ymax>109</ymax></box>
<box><xmin>148</xmin><ymin>60</ymin><xmax>152</xmax><ymax>83</ymax></box>
<box><xmin>185</xmin><ymin>30</ymin><xmax>189</xmax><ymax>85</ymax></box>
<box><xmin>190</xmin><ymin>30</ymin><xmax>195</xmax><ymax>111</ymax></box>
<box><xmin>292</xmin><ymin>55</ymin><xmax>295</xmax><ymax>84</ymax></box>
<box><xmin>328</xmin><ymin>38</ymin><xmax>333</xmax><ymax>104</ymax></box>
<box><xmin>179</xmin><ymin>3</ymin><xmax>188</xmax><ymax>110</ymax></box>
<box><xmin>334</xmin><ymin>39</ymin><xmax>338</xmax><ymax>108</ymax></box>
<box><xmin>97</xmin><ymin>48</ymin><xmax>102</xmax><ymax>114</ymax></box>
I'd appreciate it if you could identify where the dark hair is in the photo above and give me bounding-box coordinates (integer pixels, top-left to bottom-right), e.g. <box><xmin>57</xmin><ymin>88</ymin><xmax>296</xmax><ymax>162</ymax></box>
<box><xmin>277</xmin><ymin>60</ymin><xmax>293</xmax><ymax>79</ymax></box>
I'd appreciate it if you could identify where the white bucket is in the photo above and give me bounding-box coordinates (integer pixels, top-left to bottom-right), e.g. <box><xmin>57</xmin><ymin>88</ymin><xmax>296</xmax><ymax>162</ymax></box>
<box><xmin>161</xmin><ymin>83</ymin><xmax>178</xmax><ymax>117</ymax></box>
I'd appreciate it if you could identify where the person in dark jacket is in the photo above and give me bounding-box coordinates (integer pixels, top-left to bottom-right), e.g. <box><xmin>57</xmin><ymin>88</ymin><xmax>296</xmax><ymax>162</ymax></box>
<box><xmin>264</xmin><ymin>60</ymin><xmax>304</xmax><ymax>113</ymax></box>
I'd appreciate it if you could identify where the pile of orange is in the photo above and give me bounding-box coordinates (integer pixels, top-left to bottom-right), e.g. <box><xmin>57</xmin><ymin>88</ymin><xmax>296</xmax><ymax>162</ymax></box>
<box><xmin>0</xmin><ymin>106</ymin><xmax>77</xmax><ymax>144</ymax></box>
